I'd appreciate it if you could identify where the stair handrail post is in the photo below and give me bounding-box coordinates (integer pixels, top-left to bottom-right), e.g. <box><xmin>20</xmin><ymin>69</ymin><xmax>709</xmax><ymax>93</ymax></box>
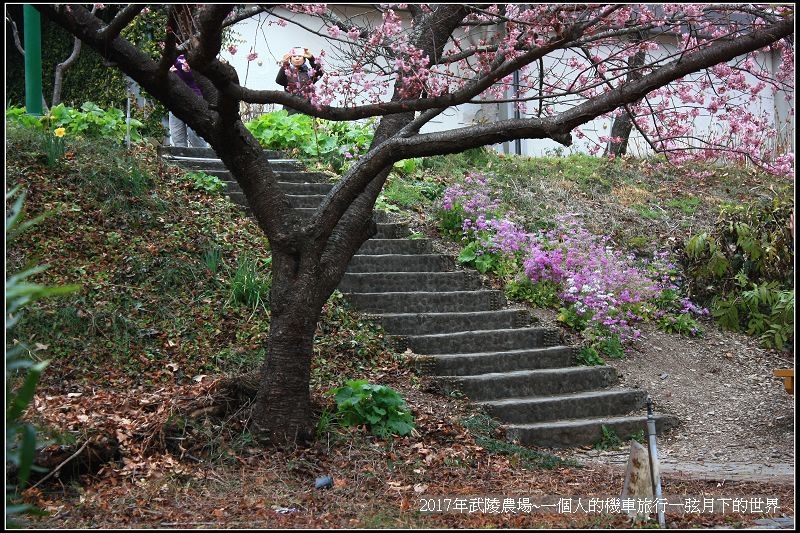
<box><xmin>646</xmin><ymin>396</ymin><xmax>666</xmax><ymax>528</ymax></box>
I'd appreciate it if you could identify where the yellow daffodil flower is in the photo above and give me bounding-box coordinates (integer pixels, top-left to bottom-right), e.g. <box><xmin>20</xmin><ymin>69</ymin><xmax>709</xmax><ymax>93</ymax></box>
<box><xmin>54</xmin><ymin>127</ymin><xmax>66</xmax><ymax>138</ymax></box>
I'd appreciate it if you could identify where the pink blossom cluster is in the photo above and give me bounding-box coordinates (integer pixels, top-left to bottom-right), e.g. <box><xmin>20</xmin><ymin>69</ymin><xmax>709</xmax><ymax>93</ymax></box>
<box><xmin>254</xmin><ymin>4</ymin><xmax>792</xmax><ymax>175</ymax></box>
<box><xmin>284</xmin><ymin>4</ymin><xmax>327</xmax><ymax>16</ymax></box>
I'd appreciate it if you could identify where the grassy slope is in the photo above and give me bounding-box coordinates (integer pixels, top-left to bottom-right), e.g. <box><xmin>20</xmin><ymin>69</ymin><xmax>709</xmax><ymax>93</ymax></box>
<box><xmin>393</xmin><ymin>149</ymin><xmax>793</xmax><ymax>260</ymax></box>
<box><xmin>7</xmin><ymin>126</ymin><xmax>793</xmax><ymax>528</ymax></box>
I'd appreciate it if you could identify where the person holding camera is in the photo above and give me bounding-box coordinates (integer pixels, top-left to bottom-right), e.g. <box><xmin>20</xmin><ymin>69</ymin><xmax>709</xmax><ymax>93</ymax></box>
<box><xmin>275</xmin><ymin>47</ymin><xmax>323</xmax><ymax>115</ymax></box>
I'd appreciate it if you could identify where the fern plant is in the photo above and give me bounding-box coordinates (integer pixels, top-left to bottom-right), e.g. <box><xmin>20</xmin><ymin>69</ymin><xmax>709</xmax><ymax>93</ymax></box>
<box><xmin>680</xmin><ymin>191</ymin><xmax>793</xmax><ymax>350</ymax></box>
<box><xmin>712</xmin><ymin>283</ymin><xmax>794</xmax><ymax>350</ymax></box>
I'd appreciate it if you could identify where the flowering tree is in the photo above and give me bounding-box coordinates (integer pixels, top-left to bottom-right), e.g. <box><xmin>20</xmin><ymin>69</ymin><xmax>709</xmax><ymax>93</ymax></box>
<box><xmin>38</xmin><ymin>4</ymin><xmax>793</xmax><ymax>444</ymax></box>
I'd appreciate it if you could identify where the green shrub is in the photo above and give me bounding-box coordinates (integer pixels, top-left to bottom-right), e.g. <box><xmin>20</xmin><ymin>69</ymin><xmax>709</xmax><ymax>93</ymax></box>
<box><xmin>680</xmin><ymin>191</ymin><xmax>793</xmax><ymax>349</ymax></box>
<box><xmin>594</xmin><ymin>333</ymin><xmax>625</xmax><ymax>359</ymax></box>
<box><xmin>712</xmin><ymin>283</ymin><xmax>793</xmax><ymax>350</ymax></box>
<box><xmin>557</xmin><ymin>305</ymin><xmax>590</xmax><ymax>332</ymax></box>
<box><xmin>437</xmin><ymin>205</ymin><xmax>468</xmax><ymax>240</ymax></box>
<box><xmin>457</xmin><ymin>241</ymin><xmax>497</xmax><ymax>274</ymax></box>
<box><xmin>382</xmin><ymin>176</ymin><xmax>443</xmax><ymax>209</ymax></box>
<box><xmin>657</xmin><ymin>313</ymin><xmax>703</xmax><ymax>337</ymax></box>
<box><xmin>244</xmin><ymin>111</ymin><xmax>374</xmax><ymax>172</ymax></box>
<box><xmin>5</xmin><ymin>107</ymin><xmax>42</xmax><ymax>129</ymax></box>
<box><xmin>374</xmin><ymin>194</ymin><xmax>401</xmax><ymax>214</ymax></box>
<box><xmin>392</xmin><ymin>157</ymin><xmax>423</xmax><ymax>176</ymax></box>
<box><xmin>594</xmin><ymin>425</ymin><xmax>624</xmax><ymax>450</ymax></box>
<box><xmin>327</xmin><ymin>379</ymin><xmax>414</xmax><ymax>438</ymax></box>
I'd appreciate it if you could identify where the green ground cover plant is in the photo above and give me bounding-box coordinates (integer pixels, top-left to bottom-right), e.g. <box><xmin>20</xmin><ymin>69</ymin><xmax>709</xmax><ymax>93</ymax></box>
<box><xmin>182</xmin><ymin>171</ymin><xmax>225</xmax><ymax>194</ymax></box>
<box><xmin>7</xmin><ymin>103</ymin><xmax>145</xmax><ymax>144</ymax></box>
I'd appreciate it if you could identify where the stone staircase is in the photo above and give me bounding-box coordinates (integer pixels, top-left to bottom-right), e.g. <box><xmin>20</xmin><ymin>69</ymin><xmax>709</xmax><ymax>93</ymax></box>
<box><xmin>159</xmin><ymin>145</ymin><xmax>678</xmax><ymax>448</ymax></box>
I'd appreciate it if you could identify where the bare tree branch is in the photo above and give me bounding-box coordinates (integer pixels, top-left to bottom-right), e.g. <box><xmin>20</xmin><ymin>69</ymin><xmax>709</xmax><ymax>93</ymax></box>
<box><xmin>98</xmin><ymin>4</ymin><xmax>143</xmax><ymax>42</ymax></box>
<box><xmin>222</xmin><ymin>5</ymin><xmax>270</xmax><ymax>28</ymax></box>
<box><xmin>52</xmin><ymin>34</ymin><xmax>83</xmax><ymax>107</ymax></box>
<box><xmin>6</xmin><ymin>8</ymin><xmax>25</xmax><ymax>56</ymax></box>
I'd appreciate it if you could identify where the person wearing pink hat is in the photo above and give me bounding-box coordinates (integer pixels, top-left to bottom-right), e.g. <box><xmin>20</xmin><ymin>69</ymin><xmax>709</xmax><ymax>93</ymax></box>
<box><xmin>275</xmin><ymin>46</ymin><xmax>323</xmax><ymax>114</ymax></box>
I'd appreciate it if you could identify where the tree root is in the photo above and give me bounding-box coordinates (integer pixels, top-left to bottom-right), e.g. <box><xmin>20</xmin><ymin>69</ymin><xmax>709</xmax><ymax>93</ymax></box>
<box><xmin>7</xmin><ymin>433</ymin><xmax>120</xmax><ymax>487</ymax></box>
<box><xmin>211</xmin><ymin>370</ymin><xmax>261</xmax><ymax>409</ymax></box>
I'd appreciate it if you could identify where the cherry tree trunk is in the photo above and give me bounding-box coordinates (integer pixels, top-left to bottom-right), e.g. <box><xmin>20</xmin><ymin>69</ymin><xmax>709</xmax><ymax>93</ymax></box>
<box><xmin>251</xmin><ymin>249</ymin><xmax>328</xmax><ymax>444</ymax></box>
<box><xmin>605</xmin><ymin>44</ymin><xmax>647</xmax><ymax>157</ymax></box>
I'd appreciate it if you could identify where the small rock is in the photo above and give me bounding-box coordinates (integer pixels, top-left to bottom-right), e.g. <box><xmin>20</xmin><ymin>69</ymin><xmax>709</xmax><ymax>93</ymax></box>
<box><xmin>660</xmin><ymin>373</ymin><xmax>669</xmax><ymax>380</ymax></box>
<box><xmin>315</xmin><ymin>475</ymin><xmax>333</xmax><ymax>489</ymax></box>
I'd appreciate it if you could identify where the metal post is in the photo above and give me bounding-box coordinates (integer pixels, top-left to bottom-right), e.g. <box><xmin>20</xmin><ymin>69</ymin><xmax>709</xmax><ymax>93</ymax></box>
<box><xmin>513</xmin><ymin>70</ymin><xmax>522</xmax><ymax>155</ymax></box>
<box><xmin>23</xmin><ymin>4</ymin><xmax>43</xmax><ymax>116</ymax></box>
<box><xmin>126</xmin><ymin>80</ymin><xmax>132</xmax><ymax>149</ymax></box>
<box><xmin>646</xmin><ymin>396</ymin><xmax>666</xmax><ymax>528</ymax></box>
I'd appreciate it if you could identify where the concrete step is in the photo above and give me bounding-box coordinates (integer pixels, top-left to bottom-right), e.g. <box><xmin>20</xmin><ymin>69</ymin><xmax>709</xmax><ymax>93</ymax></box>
<box><xmin>228</xmin><ymin>191</ymin><xmax>249</xmax><ymax>208</ymax></box>
<box><xmin>339</xmin><ymin>271</ymin><xmax>481</xmax><ymax>293</ymax></box>
<box><xmin>227</xmin><ymin>192</ymin><xmax>334</xmax><ymax>211</ymax></box>
<box><xmin>166</xmin><ymin>156</ymin><xmax>301</xmax><ymax>172</ymax></box>
<box><xmin>285</xmin><ymin>194</ymin><xmax>328</xmax><ymax>208</ymax></box>
<box><xmin>371</xmin><ymin>309</ymin><xmax>532</xmax><ymax>335</ymax></box>
<box><xmin>276</xmin><ymin>182</ymin><xmax>334</xmax><ymax>195</ymax></box>
<box><xmin>415</xmin><ymin>346</ymin><xmax>576</xmax><ymax>375</ymax></box>
<box><xmin>347</xmin><ymin>254</ymin><xmax>454</xmax><ymax>273</ymax></box>
<box><xmin>505</xmin><ymin>413</ymin><xmax>680</xmax><ymax>448</ymax></box>
<box><xmin>161</xmin><ymin>144</ymin><xmax>668</xmax><ymax>449</ymax></box>
<box><xmin>158</xmin><ymin>145</ymin><xmax>286</xmax><ymax>159</ymax></box>
<box><xmin>343</xmin><ymin>290</ymin><xmax>506</xmax><ymax>314</ymax></box>
<box><xmin>204</xmin><ymin>169</ymin><xmax>333</xmax><ymax>184</ymax></box>
<box><xmin>357</xmin><ymin>239</ymin><xmax>433</xmax><ymax>255</ymax></box>
<box><xmin>223</xmin><ymin>181</ymin><xmax>243</xmax><ymax>194</ymax></box>
<box><xmin>224</xmin><ymin>181</ymin><xmax>334</xmax><ymax>196</ymax></box>
<box><xmin>478</xmin><ymin>388</ymin><xmax>648</xmax><ymax>424</ymax></box>
<box><xmin>436</xmin><ymin>366</ymin><xmax>619</xmax><ymax>401</ymax></box>
<box><xmin>230</xmin><ymin>202</ymin><xmax>388</xmax><ymax>224</ymax></box>
<box><xmin>400</xmin><ymin>327</ymin><xmax>552</xmax><ymax>355</ymax></box>
<box><xmin>374</xmin><ymin>223</ymin><xmax>410</xmax><ymax>239</ymax></box>
<box><xmin>287</xmin><ymin>208</ymin><xmax>390</xmax><ymax>222</ymax></box>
